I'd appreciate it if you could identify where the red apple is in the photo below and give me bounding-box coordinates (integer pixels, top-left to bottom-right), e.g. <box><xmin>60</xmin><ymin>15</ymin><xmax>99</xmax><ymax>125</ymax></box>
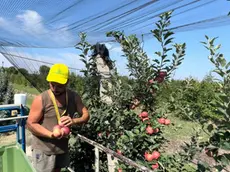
<box><xmin>152</xmin><ymin>151</ymin><xmax>160</xmax><ymax>160</ymax></box>
<box><xmin>146</xmin><ymin>126</ymin><xmax>154</xmax><ymax>135</ymax></box>
<box><xmin>61</xmin><ymin>126</ymin><xmax>70</xmax><ymax>135</ymax></box>
<box><xmin>164</xmin><ymin>119</ymin><xmax>170</xmax><ymax>125</ymax></box>
<box><xmin>141</xmin><ymin>111</ymin><xmax>148</xmax><ymax>118</ymax></box>
<box><xmin>131</xmin><ymin>104</ymin><xmax>136</xmax><ymax>109</ymax></box>
<box><xmin>158</xmin><ymin>71</ymin><xmax>167</xmax><ymax>78</ymax></box>
<box><xmin>118</xmin><ymin>168</ymin><xmax>122</xmax><ymax>172</ymax></box>
<box><xmin>144</xmin><ymin>152</ymin><xmax>154</xmax><ymax>162</ymax></box>
<box><xmin>58</xmin><ymin>123</ymin><xmax>64</xmax><ymax>127</ymax></box>
<box><xmin>158</xmin><ymin>118</ymin><xmax>165</xmax><ymax>124</ymax></box>
<box><xmin>117</xmin><ymin>150</ymin><xmax>122</xmax><ymax>155</ymax></box>
<box><xmin>53</xmin><ymin>125</ymin><xmax>61</xmax><ymax>130</ymax></box>
<box><xmin>53</xmin><ymin>129</ymin><xmax>61</xmax><ymax>137</ymax></box>
<box><xmin>153</xmin><ymin>128</ymin><xmax>159</xmax><ymax>133</ymax></box>
<box><xmin>155</xmin><ymin>76</ymin><xmax>164</xmax><ymax>83</ymax></box>
<box><xmin>138</xmin><ymin>113</ymin><xmax>142</xmax><ymax>118</ymax></box>
<box><xmin>152</xmin><ymin>163</ymin><xmax>159</xmax><ymax>169</ymax></box>
<box><xmin>149</xmin><ymin>79</ymin><xmax>154</xmax><ymax>84</ymax></box>
<box><xmin>53</xmin><ymin>125</ymin><xmax>62</xmax><ymax>137</ymax></box>
<box><xmin>142</xmin><ymin>117</ymin><xmax>149</xmax><ymax>122</ymax></box>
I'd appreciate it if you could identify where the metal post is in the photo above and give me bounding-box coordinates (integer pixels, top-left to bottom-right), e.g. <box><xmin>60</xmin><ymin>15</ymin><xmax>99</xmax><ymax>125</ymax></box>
<box><xmin>95</xmin><ymin>147</ymin><xmax>99</xmax><ymax>172</ymax></box>
<box><xmin>20</xmin><ymin>105</ymin><xmax>26</xmax><ymax>153</ymax></box>
<box><xmin>16</xmin><ymin>116</ymin><xmax>20</xmax><ymax>145</ymax></box>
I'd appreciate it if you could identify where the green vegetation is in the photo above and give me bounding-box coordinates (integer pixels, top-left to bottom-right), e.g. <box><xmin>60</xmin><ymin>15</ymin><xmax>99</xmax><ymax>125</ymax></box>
<box><xmin>12</xmin><ymin>83</ymin><xmax>39</xmax><ymax>95</ymax></box>
<box><xmin>0</xmin><ymin>10</ymin><xmax>229</xmax><ymax>172</ymax></box>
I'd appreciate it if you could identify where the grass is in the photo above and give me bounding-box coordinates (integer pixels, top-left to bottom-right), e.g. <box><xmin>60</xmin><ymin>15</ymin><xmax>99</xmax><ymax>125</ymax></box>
<box><xmin>26</xmin><ymin>97</ymin><xmax>34</xmax><ymax>107</ymax></box>
<box><xmin>12</xmin><ymin>83</ymin><xmax>40</xmax><ymax>95</ymax></box>
<box><xmin>162</xmin><ymin>115</ymin><xmax>209</xmax><ymax>142</ymax></box>
<box><xmin>11</xmin><ymin>83</ymin><xmax>40</xmax><ymax>107</ymax></box>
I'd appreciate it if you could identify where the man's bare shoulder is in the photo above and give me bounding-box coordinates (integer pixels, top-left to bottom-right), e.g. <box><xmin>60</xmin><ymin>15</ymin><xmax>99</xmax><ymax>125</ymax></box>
<box><xmin>33</xmin><ymin>90</ymin><xmax>48</xmax><ymax>102</ymax></box>
<box><xmin>33</xmin><ymin>94</ymin><xmax>42</xmax><ymax>101</ymax></box>
<box><xmin>30</xmin><ymin>93</ymin><xmax>44</xmax><ymax>109</ymax></box>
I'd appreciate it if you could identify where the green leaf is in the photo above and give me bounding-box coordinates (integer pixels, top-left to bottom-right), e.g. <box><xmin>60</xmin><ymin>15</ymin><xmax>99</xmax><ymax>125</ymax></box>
<box><xmin>220</xmin><ymin>142</ymin><xmax>230</xmax><ymax>150</ymax></box>
<box><xmin>220</xmin><ymin>154</ymin><xmax>230</xmax><ymax>166</ymax></box>
<box><xmin>216</xmin><ymin>54</ymin><xmax>226</xmax><ymax>67</ymax></box>
<box><xmin>200</xmin><ymin>41</ymin><xmax>207</xmax><ymax>45</ymax></box>
<box><xmin>164</xmin><ymin>38</ymin><xmax>174</xmax><ymax>46</ymax></box>
<box><xmin>163</xmin><ymin>59</ymin><xmax>171</xmax><ymax>63</ymax></box>
<box><xmin>207</xmin><ymin>124</ymin><xmax>214</xmax><ymax>132</ymax></box>
<box><xmin>214</xmin><ymin>44</ymin><xmax>221</xmax><ymax>50</ymax></box>
<box><xmin>80</xmin><ymin>58</ymin><xmax>87</xmax><ymax>64</ymax></box>
<box><xmin>225</xmin><ymin>62</ymin><xmax>230</xmax><ymax>69</ymax></box>
<box><xmin>213</xmin><ymin>165</ymin><xmax>224</xmax><ymax>171</ymax></box>
<box><xmin>152</xmin><ymin>29</ymin><xmax>162</xmax><ymax>42</ymax></box>
<box><xmin>217</xmin><ymin>107</ymin><xmax>228</xmax><ymax>116</ymax></box>
<box><xmin>120</xmin><ymin>135</ymin><xmax>129</xmax><ymax>142</ymax></box>
<box><xmin>154</xmin><ymin>52</ymin><xmax>162</xmax><ymax>57</ymax></box>
<box><xmin>163</xmin><ymin>31</ymin><xmax>174</xmax><ymax>40</ymax></box>
<box><xmin>125</xmin><ymin>130</ymin><xmax>135</xmax><ymax>139</ymax></box>
<box><xmin>156</xmin><ymin>23</ymin><xmax>161</xmax><ymax>30</ymax></box>
<box><xmin>213</xmin><ymin>69</ymin><xmax>224</xmax><ymax>77</ymax></box>
<box><xmin>210</xmin><ymin>37</ymin><xmax>218</xmax><ymax>45</ymax></box>
<box><xmin>197</xmin><ymin>162</ymin><xmax>210</xmax><ymax>172</ymax></box>
<box><xmin>134</xmin><ymin>129</ymin><xmax>140</xmax><ymax>134</ymax></box>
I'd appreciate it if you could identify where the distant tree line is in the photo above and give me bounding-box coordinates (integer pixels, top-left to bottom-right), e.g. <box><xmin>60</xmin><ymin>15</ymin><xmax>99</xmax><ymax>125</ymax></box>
<box><xmin>3</xmin><ymin>65</ymin><xmax>85</xmax><ymax>94</ymax></box>
<box><xmin>1</xmin><ymin>65</ymin><xmax>222</xmax><ymax>121</ymax></box>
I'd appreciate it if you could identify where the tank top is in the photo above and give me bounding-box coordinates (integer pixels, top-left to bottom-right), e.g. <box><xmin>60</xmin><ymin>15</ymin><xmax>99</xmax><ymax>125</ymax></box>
<box><xmin>31</xmin><ymin>89</ymin><xmax>77</xmax><ymax>155</ymax></box>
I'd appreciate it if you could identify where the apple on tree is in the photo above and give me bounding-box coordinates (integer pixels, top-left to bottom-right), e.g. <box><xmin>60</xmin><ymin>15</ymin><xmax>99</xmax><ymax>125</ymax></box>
<box><xmin>152</xmin><ymin>163</ymin><xmax>159</xmax><ymax>169</ymax></box>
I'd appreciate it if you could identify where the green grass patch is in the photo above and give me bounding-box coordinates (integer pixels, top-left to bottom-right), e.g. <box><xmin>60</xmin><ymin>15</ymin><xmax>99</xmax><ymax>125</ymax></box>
<box><xmin>11</xmin><ymin>83</ymin><xmax>38</xmax><ymax>108</ymax></box>
<box><xmin>12</xmin><ymin>83</ymin><xmax>40</xmax><ymax>95</ymax></box>
<box><xmin>162</xmin><ymin>116</ymin><xmax>209</xmax><ymax>142</ymax></box>
<box><xmin>26</xmin><ymin>97</ymin><xmax>34</xmax><ymax>107</ymax></box>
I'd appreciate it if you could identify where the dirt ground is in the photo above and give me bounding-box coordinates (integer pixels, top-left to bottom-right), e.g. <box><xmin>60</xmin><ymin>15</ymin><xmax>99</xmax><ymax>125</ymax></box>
<box><xmin>162</xmin><ymin>139</ymin><xmax>230</xmax><ymax>172</ymax></box>
<box><xmin>0</xmin><ymin>130</ymin><xmax>33</xmax><ymax>162</ymax></box>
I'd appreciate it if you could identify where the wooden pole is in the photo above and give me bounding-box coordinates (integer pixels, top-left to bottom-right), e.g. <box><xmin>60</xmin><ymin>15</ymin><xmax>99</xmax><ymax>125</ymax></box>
<box><xmin>76</xmin><ymin>134</ymin><xmax>154</xmax><ymax>172</ymax></box>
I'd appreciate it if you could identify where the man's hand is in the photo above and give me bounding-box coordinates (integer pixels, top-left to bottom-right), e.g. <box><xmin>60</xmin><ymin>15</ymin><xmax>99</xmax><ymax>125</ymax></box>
<box><xmin>60</xmin><ymin>116</ymin><xmax>73</xmax><ymax>127</ymax></box>
<box><xmin>51</xmin><ymin>130</ymin><xmax>65</xmax><ymax>139</ymax></box>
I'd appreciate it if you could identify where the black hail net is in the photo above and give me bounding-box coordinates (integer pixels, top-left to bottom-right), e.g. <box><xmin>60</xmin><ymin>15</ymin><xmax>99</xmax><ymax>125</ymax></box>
<box><xmin>0</xmin><ymin>0</ymin><xmax>229</xmax><ymax>92</ymax></box>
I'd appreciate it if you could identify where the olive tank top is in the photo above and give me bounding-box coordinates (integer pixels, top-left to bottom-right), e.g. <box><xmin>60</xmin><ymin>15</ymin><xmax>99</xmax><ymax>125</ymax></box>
<box><xmin>31</xmin><ymin>89</ymin><xmax>77</xmax><ymax>155</ymax></box>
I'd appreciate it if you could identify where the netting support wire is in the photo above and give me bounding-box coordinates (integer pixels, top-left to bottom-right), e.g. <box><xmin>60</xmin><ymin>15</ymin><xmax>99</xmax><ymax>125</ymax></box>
<box><xmin>0</xmin><ymin>51</ymin><xmax>81</xmax><ymax>71</ymax></box>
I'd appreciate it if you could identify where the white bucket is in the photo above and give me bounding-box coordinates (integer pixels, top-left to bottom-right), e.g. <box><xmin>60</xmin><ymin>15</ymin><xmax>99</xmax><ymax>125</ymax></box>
<box><xmin>14</xmin><ymin>94</ymin><xmax>27</xmax><ymax>106</ymax></box>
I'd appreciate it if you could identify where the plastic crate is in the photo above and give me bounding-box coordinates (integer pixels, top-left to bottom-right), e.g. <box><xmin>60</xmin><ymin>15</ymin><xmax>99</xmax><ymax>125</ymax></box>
<box><xmin>0</xmin><ymin>143</ymin><xmax>36</xmax><ymax>172</ymax></box>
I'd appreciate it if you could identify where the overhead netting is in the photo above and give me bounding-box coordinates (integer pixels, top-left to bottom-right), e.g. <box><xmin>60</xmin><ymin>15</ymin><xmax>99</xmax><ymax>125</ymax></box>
<box><xmin>0</xmin><ymin>0</ymin><xmax>230</xmax><ymax>92</ymax></box>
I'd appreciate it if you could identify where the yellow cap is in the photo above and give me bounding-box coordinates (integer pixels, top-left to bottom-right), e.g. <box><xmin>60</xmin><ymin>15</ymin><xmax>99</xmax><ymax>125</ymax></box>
<box><xmin>46</xmin><ymin>63</ymin><xmax>69</xmax><ymax>84</ymax></box>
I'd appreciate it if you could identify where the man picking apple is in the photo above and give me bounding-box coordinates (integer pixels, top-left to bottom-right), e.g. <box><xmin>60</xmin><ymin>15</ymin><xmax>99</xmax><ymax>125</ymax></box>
<box><xmin>27</xmin><ymin>63</ymin><xmax>90</xmax><ymax>172</ymax></box>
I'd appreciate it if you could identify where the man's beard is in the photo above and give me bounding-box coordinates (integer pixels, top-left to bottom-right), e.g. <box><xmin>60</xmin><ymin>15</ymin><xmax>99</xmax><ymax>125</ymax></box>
<box><xmin>52</xmin><ymin>90</ymin><xmax>65</xmax><ymax>96</ymax></box>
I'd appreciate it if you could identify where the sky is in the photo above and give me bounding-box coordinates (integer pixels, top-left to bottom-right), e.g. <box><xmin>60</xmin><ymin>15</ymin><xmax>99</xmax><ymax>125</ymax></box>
<box><xmin>0</xmin><ymin>0</ymin><xmax>230</xmax><ymax>81</ymax></box>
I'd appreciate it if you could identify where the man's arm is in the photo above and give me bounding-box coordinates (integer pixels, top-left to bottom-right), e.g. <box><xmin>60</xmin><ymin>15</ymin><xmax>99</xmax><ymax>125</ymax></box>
<box><xmin>60</xmin><ymin>93</ymin><xmax>90</xmax><ymax>127</ymax></box>
<box><xmin>26</xmin><ymin>95</ymin><xmax>53</xmax><ymax>138</ymax></box>
<box><xmin>72</xmin><ymin>94</ymin><xmax>90</xmax><ymax>125</ymax></box>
